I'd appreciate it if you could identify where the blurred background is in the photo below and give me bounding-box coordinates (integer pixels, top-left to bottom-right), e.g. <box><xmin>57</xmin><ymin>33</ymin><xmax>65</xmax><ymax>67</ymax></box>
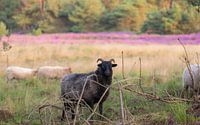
<box><xmin>0</xmin><ymin>0</ymin><xmax>200</xmax><ymax>124</ymax></box>
<box><xmin>0</xmin><ymin>0</ymin><xmax>199</xmax><ymax>34</ymax></box>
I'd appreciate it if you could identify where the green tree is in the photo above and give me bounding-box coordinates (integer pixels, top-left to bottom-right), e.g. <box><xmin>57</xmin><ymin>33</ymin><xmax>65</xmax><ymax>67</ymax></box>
<box><xmin>13</xmin><ymin>0</ymin><xmax>55</xmax><ymax>33</ymax></box>
<box><xmin>177</xmin><ymin>7</ymin><xmax>200</xmax><ymax>33</ymax></box>
<box><xmin>100</xmin><ymin>0</ymin><xmax>148</xmax><ymax>32</ymax></box>
<box><xmin>46</xmin><ymin>0</ymin><xmax>60</xmax><ymax>17</ymax></box>
<box><xmin>141</xmin><ymin>4</ymin><xmax>200</xmax><ymax>34</ymax></box>
<box><xmin>59</xmin><ymin>0</ymin><xmax>105</xmax><ymax>32</ymax></box>
<box><xmin>186</xmin><ymin>0</ymin><xmax>200</xmax><ymax>12</ymax></box>
<box><xmin>13</xmin><ymin>14</ymin><xmax>32</xmax><ymax>30</ymax></box>
<box><xmin>187</xmin><ymin>0</ymin><xmax>200</xmax><ymax>6</ymax></box>
<box><xmin>101</xmin><ymin>0</ymin><xmax>122</xmax><ymax>11</ymax></box>
<box><xmin>0</xmin><ymin>0</ymin><xmax>20</xmax><ymax>29</ymax></box>
<box><xmin>100</xmin><ymin>9</ymin><xmax>126</xmax><ymax>31</ymax></box>
<box><xmin>141</xmin><ymin>11</ymin><xmax>164</xmax><ymax>34</ymax></box>
<box><xmin>0</xmin><ymin>22</ymin><xmax>8</xmax><ymax>37</ymax></box>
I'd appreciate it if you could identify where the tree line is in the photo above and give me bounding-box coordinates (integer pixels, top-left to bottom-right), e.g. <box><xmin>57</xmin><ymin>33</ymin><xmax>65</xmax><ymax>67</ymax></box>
<box><xmin>0</xmin><ymin>0</ymin><xmax>199</xmax><ymax>35</ymax></box>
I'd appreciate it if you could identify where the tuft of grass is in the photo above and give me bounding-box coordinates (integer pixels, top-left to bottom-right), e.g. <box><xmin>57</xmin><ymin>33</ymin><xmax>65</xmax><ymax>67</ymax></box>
<box><xmin>168</xmin><ymin>103</ymin><xmax>189</xmax><ymax>124</ymax></box>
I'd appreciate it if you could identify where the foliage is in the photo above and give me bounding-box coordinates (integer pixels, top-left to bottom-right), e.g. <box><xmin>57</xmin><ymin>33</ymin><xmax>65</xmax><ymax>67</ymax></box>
<box><xmin>13</xmin><ymin>14</ymin><xmax>32</xmax><ymax>31</ymax></box>
<box><xmin>32</xmin><ymin>28</ymin><xmax>42</xmax><ymax>36</ymax></box>
<box><xmin>60</xmin><ymin>0</ymin><xmax>105</xmax><ymax>32</ymax></box>
<box><xmin>100</xmin><ymin>0</ymin><xmax>150</xmax><ymax>32</ymax></box>
<box><xmin>187</xmin><ymin>0</ymin><xmax>200</xmax><ymax>7</ymax></box>
<box><xmin>141</xmin><ymin>4</ymin><xmax>200</xmax><ymax>34</ymax></box>
<box><xmin>0</xmin><ymin>22</ymin><xmax>8</xmax><ymax>37</ymax></box>
<box><xmin>0</xmin><ymin>0</ymin><xmax>199</xmax><ymax>34</ymax></box>
<box><xmin>0</xmin><ymin>0</ymin><xmax>20</xmax><ymax>29</ymax></box>
<box><xmin>99</xmin><ymin>8</ymin><xmax>126</xmax><ymax>31</ymax></box>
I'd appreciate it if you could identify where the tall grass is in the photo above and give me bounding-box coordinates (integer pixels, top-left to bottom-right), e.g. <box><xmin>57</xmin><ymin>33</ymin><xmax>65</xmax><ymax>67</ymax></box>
<box><xmin>0</xmin><ymin>43</ymin><xmax>200</xmax><ymax>124</ymax></box>
<box><xmin>1</xmin><ymin>44</ymin><xmax>200</xmax><ymax>81</ymax></box>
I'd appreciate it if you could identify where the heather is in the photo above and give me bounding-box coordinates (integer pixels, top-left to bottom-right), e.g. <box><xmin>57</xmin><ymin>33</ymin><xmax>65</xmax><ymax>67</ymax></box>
<box><xmin>1</xmin><ymin>32</ymin><xmax>200</xmax><ymax>45</ymax></box>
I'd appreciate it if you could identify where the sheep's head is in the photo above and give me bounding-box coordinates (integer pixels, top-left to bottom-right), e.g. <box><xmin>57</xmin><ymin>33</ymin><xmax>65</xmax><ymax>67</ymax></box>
<box><xmin>33</xmin><ymin>69</ymin><xmax>38</xmax><ymax>76</ymax></box>
<box><xmin>64</xmin><ymin>67</ymin><xmax>72</xmax><ymax>74</ymax></box>
<box><xmin>97</xmin><ymin>58</ymin><xmax>117</xmax><ymax>77</ymax></box>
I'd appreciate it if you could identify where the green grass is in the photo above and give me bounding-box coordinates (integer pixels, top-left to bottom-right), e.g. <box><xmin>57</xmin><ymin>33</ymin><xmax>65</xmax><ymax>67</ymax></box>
<box><xmin>0</xmin><ymin>72</ymin><xmax>197</xmax><ymax>125</ymax></box>
<box><xmin>0</xmin><ymin>77</ymin><xmax>61</xmax><ymax>124</ymax></box>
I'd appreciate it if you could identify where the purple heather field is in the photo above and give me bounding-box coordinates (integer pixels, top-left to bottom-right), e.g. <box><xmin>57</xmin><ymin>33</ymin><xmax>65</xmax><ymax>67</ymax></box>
<box><xmin>1</xmin><ymin>32</ymin><xmax>200</xmax><ymax>45</ymax></box>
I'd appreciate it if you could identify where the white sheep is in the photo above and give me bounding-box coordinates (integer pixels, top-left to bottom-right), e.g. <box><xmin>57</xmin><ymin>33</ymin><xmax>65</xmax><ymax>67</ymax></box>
<box><xmin>182</xmin><ymin>64</ymin><xmax>200</xmax><ymax>95</ymax></box>
<box><xmin>37</xmin><ymin>66</ymin><xmax>71</xmax><ymax>79</ymax></box>
<box><xmin>6</xmin><ymin>66</ymin><xmax>38</xmax><ymax>81</ymax></box>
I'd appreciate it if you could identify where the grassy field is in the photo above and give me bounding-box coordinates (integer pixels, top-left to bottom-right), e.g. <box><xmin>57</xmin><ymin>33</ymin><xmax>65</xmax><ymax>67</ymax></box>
<box><xmin>0</xmin><ymin>43</ymin><xmax>200</xmax><ymax>124</ymax></box>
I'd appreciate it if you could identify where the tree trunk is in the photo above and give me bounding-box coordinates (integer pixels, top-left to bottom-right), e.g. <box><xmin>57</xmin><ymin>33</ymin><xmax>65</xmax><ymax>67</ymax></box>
<box><xmin>169</xmin><ymin>0</ymin><xmax>173</xmax><ymax>9</ymax></box>
<box><xmin>39</xmin><ymin>0</ymin><xmax>45</xmax><ymax>14</ymax></box>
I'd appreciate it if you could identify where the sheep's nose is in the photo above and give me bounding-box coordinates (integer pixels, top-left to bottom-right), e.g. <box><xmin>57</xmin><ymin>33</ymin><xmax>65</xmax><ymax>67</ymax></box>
<box><xmin>105</xmin><ymin>70</ymin><xmax>111</xmax><ymax>76</ymax></box>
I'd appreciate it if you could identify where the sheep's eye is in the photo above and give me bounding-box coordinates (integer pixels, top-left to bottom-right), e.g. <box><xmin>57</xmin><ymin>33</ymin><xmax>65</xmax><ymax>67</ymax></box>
<box><xmin>102</xmin><ymin>65</ymin><xmax>106</xmax><ymax>71</ymax></box>
<box><xmin>102</xmin><ymin>66</ymin><xmax>106</xmax><ymax>70</ymax></box>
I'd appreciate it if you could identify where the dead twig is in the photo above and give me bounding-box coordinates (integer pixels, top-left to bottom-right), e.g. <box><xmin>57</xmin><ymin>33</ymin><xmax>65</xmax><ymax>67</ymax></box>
<box><xmin>139</xmin><ymin>57</ymin><xmax>144</xmax><ymax>93</ymax></box>
<box><xmin>39</xmin><ymin>104</ymin><xmax>63</xmax><ymax>112</ymax></box>
<box><xmin>122</xmin><ymin>51</ymin><xmax>125</xmax><ymax>79</ymax></box>
<box><xmin>85</xmin><ymin>85</ymin><xmax>111</xmax><ymax>122</ymax></box>
<box><xmin>118</xmin><ymin>81</ymin><xmax>125</xmax><ymax>125</ymax></box>
<box><xmin>82</xmin><ymin>100</ymin><xmax>113</xmax><ymax>123</ymax></box>
<box><xmin>178</xmin><ymin>38</ymin><xmax>195</xmax><ymax>96</ymax></box>
<box><xmin>73</xmin><ymin>74</ymin><xmax>94</xmax><ymax>125</ymax></box>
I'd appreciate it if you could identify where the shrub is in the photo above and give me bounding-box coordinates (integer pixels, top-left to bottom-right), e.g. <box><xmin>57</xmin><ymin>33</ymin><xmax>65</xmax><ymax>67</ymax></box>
<box><xmin>32</xmin><ymin>28</ymin><xmax>42</xmax><ymax>36</ymax></box>
<box><xmin>0</xmin><ymin>22</ymin><xmax>8</xmax><ymax>37</ymax></box>
<box><xmin>141</xmin><ymin>4</ymin><xmax>200</xmax><ymax>34</ymax></box>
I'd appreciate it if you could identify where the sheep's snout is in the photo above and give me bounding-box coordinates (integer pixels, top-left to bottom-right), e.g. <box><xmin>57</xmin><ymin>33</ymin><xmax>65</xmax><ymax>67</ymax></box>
<box><xmin>104</xmin><ymin>70</ymin><xmax>112</xmax><ymax>76</ymax></box>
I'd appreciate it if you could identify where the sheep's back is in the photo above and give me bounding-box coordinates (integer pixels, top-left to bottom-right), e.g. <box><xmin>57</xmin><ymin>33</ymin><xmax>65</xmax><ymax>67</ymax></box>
<box><xmin>6</xmin><ymin>66</ymin><xmax>36</xmax><ymax>80</ymax></box>
<box><xmin>183</xmin><ymin>64</ymin><xmax>200</xmax><ymax>89</ymax></box>
<box><xmin>61</xmin><ymin>73</ymin><xmax>89</xmax><ymax>98</ymax></box>
<box><xmin>61</xmin><ymin>72</ymin><xmax>99</xmax><ymax>101</ymax></box>
<box><xmin>38</xmin><ymin>66</ymin><xmax>71</xmax><ymax>79</ymax></box>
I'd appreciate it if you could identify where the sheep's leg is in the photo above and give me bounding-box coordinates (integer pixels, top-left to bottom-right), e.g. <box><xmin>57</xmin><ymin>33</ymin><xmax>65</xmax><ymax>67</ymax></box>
<box><xmin>61</xmin><ymin>110</ymin><xmax>66</xmax><ymax>121</ymax></box>
<box><xmin>99</xmin><ymin>102</ymin><xmax>103</xmax><ymax>119</ymax></box>
<box><xmin>71</xmin><ymin>108</ymin><xmax>75</xmax><ymax>119</ymax></box>
<box><xmin>183</xmin><ymin>86</ymin><xmax>193</xmax><ymax>99</ymax></box>
<box><xmin>61</xmin><ymin>103</ymin><xmax>66</xmax><ymax>121</ymax></box>
<box><xmin>184</xmin><ymin>85</ymin><xmax>189</xmax><ymax>99</ymax></box>
<box><xmin>62</xmin><ymin>102</ymin><xmax>72</xmax><ymax>121</ymax></box>
<box><xmin>61</xmin><ymin>102</ymin><xmax>68</xmax><ymax>121</ymax></box>
<box><xmin>87</xmin><ymin>102</ymin><xmax>94</xmax><ymax>121</ymax></box>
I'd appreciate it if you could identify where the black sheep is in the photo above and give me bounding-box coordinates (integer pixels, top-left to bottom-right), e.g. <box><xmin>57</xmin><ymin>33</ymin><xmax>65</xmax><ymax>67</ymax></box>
<box><xmin>60</xmin><ymin>58</ymin><xmax>117</xmax><ymax>120</ymax></box>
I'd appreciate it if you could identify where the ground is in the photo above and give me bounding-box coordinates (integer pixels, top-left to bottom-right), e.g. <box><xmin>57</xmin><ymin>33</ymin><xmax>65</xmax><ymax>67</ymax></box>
<box><xmin>0</xmin><ymin>44</ymin><xmax>200</xmax><ymax>124</ymax></box>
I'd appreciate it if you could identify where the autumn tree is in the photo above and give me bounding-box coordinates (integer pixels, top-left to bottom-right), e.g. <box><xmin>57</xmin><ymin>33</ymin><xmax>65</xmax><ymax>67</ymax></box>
<box><xmin>59</xmin><ymin>0</ymin><xmax>105</xmax><ymax>32</ymax></box>
<box><xmin>0</xmin><ymin>0</ymin><xmax>20</xmax><ymax>29</ymax></box>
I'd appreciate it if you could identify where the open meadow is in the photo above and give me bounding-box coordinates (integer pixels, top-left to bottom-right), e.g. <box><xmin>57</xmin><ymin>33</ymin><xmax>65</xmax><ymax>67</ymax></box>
<box><xmin>0</xmin><ymin>0</ymin><xmax>200</xmax><ymax>124</ymax></box>
<box><xmin>1</xmin><ymin>41</ymin><xmax>200</xmax><ymax>124</ymax></box>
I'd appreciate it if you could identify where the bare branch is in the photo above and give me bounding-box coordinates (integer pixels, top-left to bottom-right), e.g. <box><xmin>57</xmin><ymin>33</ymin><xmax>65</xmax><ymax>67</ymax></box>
<box><xmin>118</xmin><ymin>81</ymin><xmax>125</xmax><ymax>125</ymax></box>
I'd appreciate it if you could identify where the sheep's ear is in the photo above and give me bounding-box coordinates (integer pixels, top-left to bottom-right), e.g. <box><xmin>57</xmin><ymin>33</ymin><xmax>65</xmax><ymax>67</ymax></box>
<box><xmin>112</xmin><ymin>64</ymin><xmax>117</xmax><ymax>67</ymax></box>
<box><xmin>97</xmin><ymin>63</ymin><xmax>102</xmax><ymax>67</ymax></box>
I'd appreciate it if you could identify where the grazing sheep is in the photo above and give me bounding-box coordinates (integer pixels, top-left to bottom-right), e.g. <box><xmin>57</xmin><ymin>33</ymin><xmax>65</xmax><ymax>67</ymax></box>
<box><xmin>61</xmin><ymin>58</ymin><xmax>117</xmax><ymax>120</ymax></box>
<box><xmin>37</xmin><ymin>66</ymin><xmax>71</xmax><ymax>79</ymax></box>
<box><xmin>6</xmin><ymin>66</ymin><xmax>37</xmax><ymax>81</ymax></box>
<box><xmin>183</xmin><ymin>64</ymin><xmax>200</xmax><ymax>96</ymax></box>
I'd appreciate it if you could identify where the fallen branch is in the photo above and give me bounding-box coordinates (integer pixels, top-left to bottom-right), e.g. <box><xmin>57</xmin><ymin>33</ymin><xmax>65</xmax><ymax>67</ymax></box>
<box><xmin>124</xmin><ymin>86</ymin><xmax>200</xmax><ymax>103</ymax></box>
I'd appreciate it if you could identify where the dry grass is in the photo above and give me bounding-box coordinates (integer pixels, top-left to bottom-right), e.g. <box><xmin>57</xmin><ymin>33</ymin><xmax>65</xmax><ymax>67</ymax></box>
<box><xmin>1</xmin><ymin>43</ymin><xmax>200</xmax><ymax>83</ymax></box>
<box><xmin>1</xmin><ymin>43</ymin><xmax>200</xmax><ymax>124</ymax></box>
